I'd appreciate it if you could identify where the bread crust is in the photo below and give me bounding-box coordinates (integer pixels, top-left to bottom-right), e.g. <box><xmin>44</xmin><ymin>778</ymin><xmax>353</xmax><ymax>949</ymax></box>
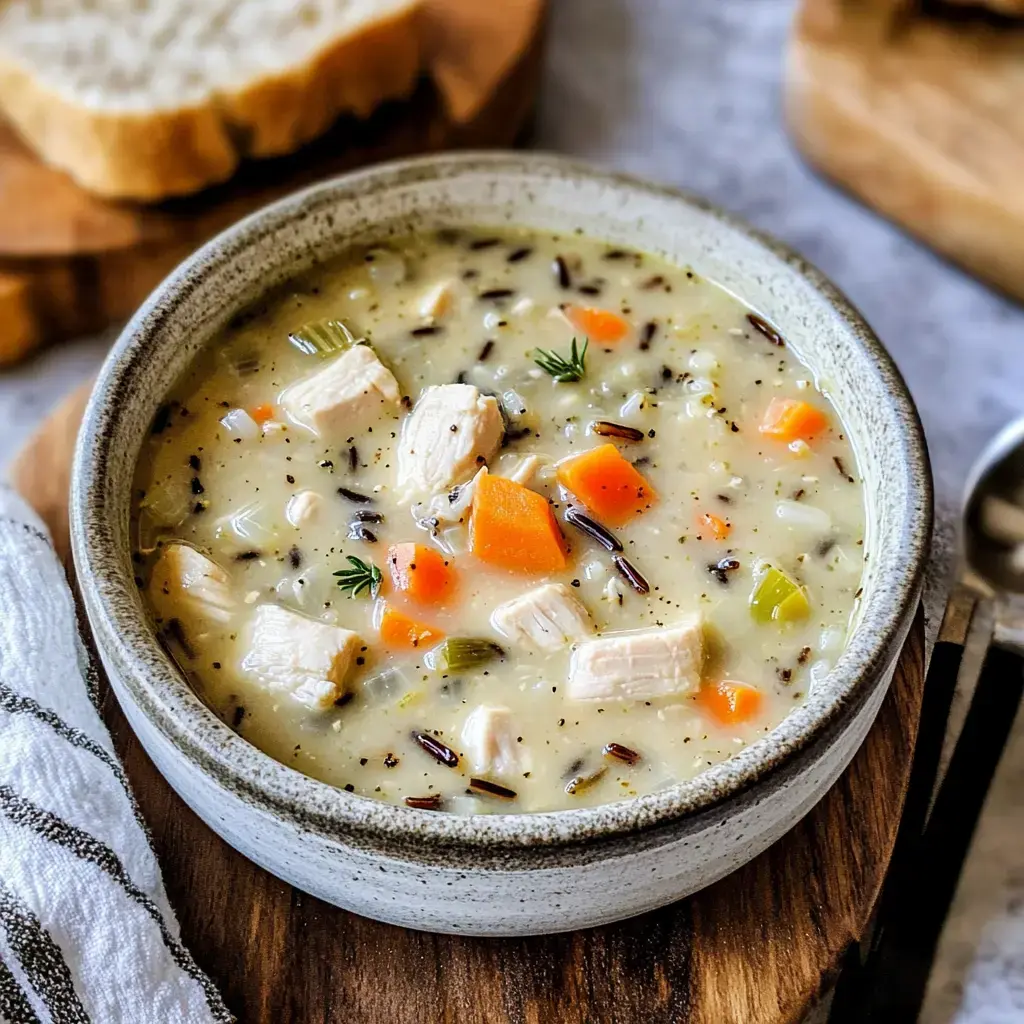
<box><xmin>0</xmin><ymin>2</ymin><xmax>422</xmax><ymax>201</ymax></box>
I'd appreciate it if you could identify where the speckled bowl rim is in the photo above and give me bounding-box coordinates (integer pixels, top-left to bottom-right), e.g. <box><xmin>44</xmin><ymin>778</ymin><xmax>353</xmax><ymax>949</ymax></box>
<box><xmin>71</xmin><ymin>152</ymin><xmax>932</xmax><ymax>860</ymax></box>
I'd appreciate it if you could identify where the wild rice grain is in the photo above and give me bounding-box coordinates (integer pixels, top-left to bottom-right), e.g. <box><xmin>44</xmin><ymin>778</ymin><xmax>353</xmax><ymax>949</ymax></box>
<box><xmin>553</xmin><ymin>256</ymin><xmax>572</xmax><ymax>289</ymax></box>
<box><xmin>746</xmin><ymin>312</ymin><xmax>786</xmax><ymax>347</ymax></box>
<box><xmin>469</xmin><ymin>778</ymin><xmax>518</xmax><ymax>799</ymax></box>
<box><xmin>338</xmin><ymin>487</ymin><xmax>373</xmax><ymax>504</ymax></box>
<box><xmin>603</xmin><ymin>742</ymin><xmax>641</xmax><ymax>766</ymax></box>
<box><xmin>639</xmin><ymin>321</ymin><xmax>658</xmax><ymax>350</ymax></box>
<box><xmin>411</xmin><ymin>731</ymin><xmax>460</xmax><ymax>768</ymax></box>
<box><xmin>592</xmin><ymin>420</ymin><xmax>645</xmax><ymax>442</ymax></box>
<box><xmin>613</xmin><ymin>554</ymin><xmax>650</xmax><ymax>594</ymax></box>
<box><xmin>564</xmin><ymin>506</ymin><xmax>623</xmax><ymax>553</ymax></box>
<box><xmin>405</xmin><ymin>794</ymin><xmax>443</xmax><ymax>810</ymax></box>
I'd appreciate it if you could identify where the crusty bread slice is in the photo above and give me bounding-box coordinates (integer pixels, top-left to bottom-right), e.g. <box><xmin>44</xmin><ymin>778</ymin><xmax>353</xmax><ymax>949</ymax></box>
<box><xmin>0</xmin><ymin>0</ymin><xmax>423</xmax><ymax>200</ymax></box>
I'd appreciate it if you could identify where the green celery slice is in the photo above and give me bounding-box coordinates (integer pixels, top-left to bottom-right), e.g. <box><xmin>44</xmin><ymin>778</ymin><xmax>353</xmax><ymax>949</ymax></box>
<box><xmin>288</xmin><ymin>319</ymin><xmax>357</xmax><ymax>357</ymax></box>
<box><xmin>429</xmin><ymin>638</ymin><xmax>506</xmax><ymax>672</ymax></box>
<box><xmin>750</xmin><ymin>566</ymin><xmax>810</xmax><ymax>624</ymax></box>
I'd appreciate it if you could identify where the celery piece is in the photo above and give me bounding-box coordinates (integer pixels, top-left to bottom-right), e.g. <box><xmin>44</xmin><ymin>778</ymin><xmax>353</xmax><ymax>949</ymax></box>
<box><xmin>428</xmin><ymin>638</ymin><xmax>505</xmax><ymax>672</ymax></box>
<box><xmin>776</xmin><ymin>587</ymin><xmax>811</xmax><ymax>623</ymax></box>
<box><xmin>288</xmin><ymin>319</ymin><xmax>357</xmax><ymax>357</ymax></box>
<box><xmin>750</xmin><ymin>566</ymin><xmax>810</xmax><ymax>624</ymax></box>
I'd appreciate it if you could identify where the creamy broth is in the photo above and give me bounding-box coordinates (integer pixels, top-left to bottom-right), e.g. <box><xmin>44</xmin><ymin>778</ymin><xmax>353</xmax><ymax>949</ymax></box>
<box><xmin>132</xmin><ymin>228</ymin><xmax>865</xmax><ymax>813</ymax></box>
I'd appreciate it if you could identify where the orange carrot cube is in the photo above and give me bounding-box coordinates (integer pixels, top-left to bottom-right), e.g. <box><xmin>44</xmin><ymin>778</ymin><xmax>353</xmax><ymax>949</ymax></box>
<box><xmin>758</xmin><ymin>398</ymin><xmax>828</xmax><ymax>443</ymax></box>
<box><xmin>698</xmin><ymin>680</ymin><xmax>764</xmax><ymax>726</ymax></box>
<box><xmin>470</xmin><ymin>474</ymin><xmax>567</xmax><ymax>573</ymax></box>
<box><xmin>556</xmin><ymin>444</ymin><xmax>656</xmax><ymax>526</ymax></box>
<box><xmin>378</xmin><ymin>603</ymin><xmax>445</xmax><ymax>650</ymax></box>
<box><xmin>564</xmin><ymin>305</ymin><xmax>630</xmax><ymax>344</ymax></box>
<box><xmin>388</xmin><ymin>544</ymin><xmax>456</xmax><ymax>604</ymax></box>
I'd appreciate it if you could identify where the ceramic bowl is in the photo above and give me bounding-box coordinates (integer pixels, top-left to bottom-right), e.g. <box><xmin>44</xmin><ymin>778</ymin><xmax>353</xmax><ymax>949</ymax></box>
<box><xmin>71</xmin><ymin>152</ymin><xmax>932</xmax><ymax>936</ymax></box>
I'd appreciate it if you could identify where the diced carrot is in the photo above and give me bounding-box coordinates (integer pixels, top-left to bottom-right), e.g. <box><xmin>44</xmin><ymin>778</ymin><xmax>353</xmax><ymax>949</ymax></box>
<box><xmin>556</xmin><ymin>444</ymin><xmax>656</xmax><ymax>526</ymax></box>
<box><xmin>698</xmin><ymin>512</ymin><xmax>731</xmax><ymax>541</ymax></box>
<box><xmin>470</xmin><ymin>473</ymin><xmax>567</xmax><ymax>573</ymax></box>
<box><xmin>565</xmin><ymin>305</ymin><xmax>630</xmax><ymax>344</ymax></box>
<box><xmin>251</xmin><ymin>403</ymin><xmax>275</xmax><ymax>425</ymax></box>
<box><xmin>758</xmin><ymin>398</ymin><xmax>828</xmax><ymax>443</ymax></box>
<box><xmin>378</xmin><ymin>603</ymin><xmax>445</xmax><ymax>650</ymax></box>
<box><xmin>698</xmin><ymin>680</ymin><xmax>764</xmax><ymax>726</ymax></box>
<box><xmin>388</xmin><ymin>543</ymin><xmax>457</xmax><ymax>604</ymax></box>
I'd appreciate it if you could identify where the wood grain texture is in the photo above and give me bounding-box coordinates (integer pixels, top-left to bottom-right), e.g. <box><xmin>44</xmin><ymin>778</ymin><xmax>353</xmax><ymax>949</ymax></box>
<box><xmin>0</xmin><ymin>0</ymin><xmax>545</xmax><ymax>366</ymax></box>
<box><xmin>786</xmin><ymin>0</ymin><xmax>1024</xmax><ymax>303</ymax></box>
<box><xmin>15</xmin><ymin>384</ymin><xmax>925</xmax><ymax>1024</ymax></box>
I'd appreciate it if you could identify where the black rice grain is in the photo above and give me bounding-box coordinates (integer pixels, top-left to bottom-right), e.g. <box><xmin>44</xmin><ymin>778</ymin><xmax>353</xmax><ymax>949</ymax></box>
<box><xmin>411</xmin><ymin>731</ymin><xmax>459</xmax><ymax>768</ymax></box>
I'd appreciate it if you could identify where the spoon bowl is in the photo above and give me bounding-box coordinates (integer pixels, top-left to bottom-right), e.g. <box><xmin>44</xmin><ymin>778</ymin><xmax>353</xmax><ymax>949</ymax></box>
<box><xmin>964</xmin><ymin>417</ymin><xmax>1024</xmax><ymax>598</ymax></box>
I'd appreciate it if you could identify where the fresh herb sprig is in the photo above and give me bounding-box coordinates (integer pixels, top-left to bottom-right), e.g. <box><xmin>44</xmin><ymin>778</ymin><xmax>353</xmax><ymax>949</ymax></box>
<box><xmin>334</xmin><ymin>555</ymin><xmax>382</xmax><ymax>598</ymax></box>
<box><xmin>533</xmin><ymin>336</ymin><xmax>588</xmax><ymax>383</ymax></box>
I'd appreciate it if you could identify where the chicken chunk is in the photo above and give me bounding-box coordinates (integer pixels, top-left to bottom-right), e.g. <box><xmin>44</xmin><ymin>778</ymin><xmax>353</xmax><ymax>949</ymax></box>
<box><xmin>567</xmin><ymin>615</ymin><xmax>705</xmax><ymax>701</ymax></box>
<box><xmin>149</xmin><ymin>543</ymin><xmax>235</xmax><ymax>629</ymax></box>
<box><xmin>396</xmin><ymin>384</ymin><xmax>504</xmax><ymax>497</ymax></box>
<box><xmin>491</xmin><ymin>583</ymin><xmax>594</xmax><ymax>652</ymax></box>
<box><xmin>461</xmin><ymin>705</ymin><xmax>526</xmax><ymax>777</ymax></box>
<box><xmin>286</xmin><ymin>489</ymin><xmax>324</xmax><ymax>528</ymax></box>
<box><xmin>280</xmin><ymin>344</ymin><xmax>400</xmax><ymax>437</ymax></box>
<box><xmin>240</xmin><ymin>604</ymin><xmax>362</xmax><ymax>711</ymax></box>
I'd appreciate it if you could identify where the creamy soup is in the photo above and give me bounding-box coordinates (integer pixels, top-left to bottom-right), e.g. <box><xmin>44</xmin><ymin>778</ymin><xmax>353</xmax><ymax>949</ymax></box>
<box><xmin>132</xmin><ymin>228</ymin><xmax>865</xmax><ymax>814</ymax></box>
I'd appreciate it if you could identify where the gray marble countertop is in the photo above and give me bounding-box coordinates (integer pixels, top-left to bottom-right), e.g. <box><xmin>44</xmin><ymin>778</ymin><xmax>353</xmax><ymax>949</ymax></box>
<box><xmin>0</xmin><ymin>1</ymin><xmax>1019</xmax><ymax>1019</ymax></box>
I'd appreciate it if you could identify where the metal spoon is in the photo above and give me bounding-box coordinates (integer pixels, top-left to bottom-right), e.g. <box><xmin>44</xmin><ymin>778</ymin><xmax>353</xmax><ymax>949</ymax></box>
<box><xmin>830</xmin><ymin>420</ymin><xmax>1024</xmax><ymax>1021</ymax></box>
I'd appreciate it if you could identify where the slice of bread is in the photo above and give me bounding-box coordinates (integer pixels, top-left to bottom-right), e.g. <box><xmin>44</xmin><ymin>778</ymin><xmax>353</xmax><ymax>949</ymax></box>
<box><xmin>0</xmin><ymin>0</ymin><xmax>423</xmax><ymax>200</ymax></box>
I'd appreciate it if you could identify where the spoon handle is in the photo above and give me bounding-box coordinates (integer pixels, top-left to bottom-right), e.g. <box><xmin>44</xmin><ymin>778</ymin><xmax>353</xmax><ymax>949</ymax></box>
<box><xmin>884</xmin><ymin>642</ymin><xmax>1024</xmax><ymax>1012</ymax></box>
<box><xmin>830</xmin><ymin>632</ymin><xmax>1024</xmax><ymax>1021</ymax></box>
<box><xmin>827</xmin><ymin>591</ymin><xmax>972</xmax><ymax>1021</ymax></box>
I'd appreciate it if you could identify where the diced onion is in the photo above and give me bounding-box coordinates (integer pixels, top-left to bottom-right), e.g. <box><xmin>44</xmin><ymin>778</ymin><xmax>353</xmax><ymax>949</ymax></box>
<box><xmin>137</xmin><ymin>475</ymin><xmax>191</xmax><ymax>528</ymax></box>
<box><xmin>619</xmin><ymin>390</ymin><xmax>646</xmax><ymax>418</ymax></box>
<box><xmin>217</xmin><ymin>500</ymin><xmax>278</xmax><ymax>544</ymax></box>
<box><xmin>819</xmin><ymin>626</ymin><xmax>846</xmax><ymax>652</ymax></box>
<box><xmin>362</xmin><ymin>667</ymin><xmax>412</xmax><ymax>704</ymax></box>
<box><xmin>688</xmin><ymin>350</ymin><xmax>719</xmax><ymax>374</ymax></box>
<box><xmin>219</xmin><ymin>408</ymin><xmax>259</xmax><ymax>440</ymax></box>
<box><xmin>775</xmin><ymin>500</ymin><xmax>832</xmax><ymax>532</ymax></box>
<box><xmin>501</xmin><ymin>389</ymin><xmax>527</xmax><ymax>417</ymax></box>
<box><xmin>365</xmin><ymin>247</ymin><xmax>406</xmax><ymax>286</ymax></box>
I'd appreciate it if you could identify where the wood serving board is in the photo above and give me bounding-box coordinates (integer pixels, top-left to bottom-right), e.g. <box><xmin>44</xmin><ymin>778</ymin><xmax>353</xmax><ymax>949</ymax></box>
<box><xmin>0</xmin><ymin>0</ymin><xmax>546</xmax><ymax>366</ymax></box>
<box><xmin>13</xmin><ymin>384</ymin><xmax>926</xmax><ymax>1024</ymax></box>
<box><xmin>787</xmin><ymin>0</ymin><xmax>1024</xmax><ymax>303</ymax></box>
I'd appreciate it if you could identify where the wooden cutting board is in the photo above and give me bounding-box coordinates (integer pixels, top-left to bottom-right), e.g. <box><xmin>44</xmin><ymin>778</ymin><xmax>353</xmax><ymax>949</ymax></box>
<box><xmin>0</xmin><ymin>0</ymin><xmax>546</xmax><ymax>366</ymax></box>
<box><xmin>13</xmin><ymin>384</ymin><xmax>926</xmax><ymax>1024</ymax></box>
<box><xmin>787</xmin><ymin>0</ymin><xmax>1024</xmax><ymax>302</ymax></box>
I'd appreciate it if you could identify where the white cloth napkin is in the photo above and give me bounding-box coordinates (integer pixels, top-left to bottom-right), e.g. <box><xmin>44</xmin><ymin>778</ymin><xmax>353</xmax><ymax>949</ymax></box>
<box><xmin>0</xmin><ymin>485</ymin><xmax>229</xmax><ymax>1024</ymax></box>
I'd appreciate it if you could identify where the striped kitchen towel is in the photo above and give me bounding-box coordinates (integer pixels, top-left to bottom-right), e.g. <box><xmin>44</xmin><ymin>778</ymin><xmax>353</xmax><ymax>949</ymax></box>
<box><xmin>0</xmin><ymin>485</ymin><xmax>230</xmax><ymax>1024</ymax></box>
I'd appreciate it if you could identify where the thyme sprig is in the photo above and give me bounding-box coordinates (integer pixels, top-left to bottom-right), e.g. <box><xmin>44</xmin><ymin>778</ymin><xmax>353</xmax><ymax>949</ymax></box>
<box><xmin>334</xmin><ymin>555</ymin><xmax>382</xmax><ymax>598</ymax></box>
<box><xmin>533</xmin><ymin>336</ymin><xmax>588</xmax><ymax>383</ymax></box>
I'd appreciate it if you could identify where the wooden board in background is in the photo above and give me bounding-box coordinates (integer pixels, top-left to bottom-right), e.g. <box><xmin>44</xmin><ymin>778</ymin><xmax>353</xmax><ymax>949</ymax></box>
<box><xmin>787</xmin><ymin>0</ymin><xmax>1024</xmax><ymax>303</ymax></box>
<box><xmin>0</xmin><ymin>0</ymin><xmax>546</xmax><ymax>365</ymax></box>
<box><xmin>14</xmin><ymin>385</ymin><xmax>926</xmax><ymax>1024</ymax></box>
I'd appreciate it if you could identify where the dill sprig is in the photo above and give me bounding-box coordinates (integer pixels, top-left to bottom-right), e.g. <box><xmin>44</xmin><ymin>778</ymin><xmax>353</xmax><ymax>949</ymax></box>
<box><xmin>533</xmin><ymin>336</ymin><xmax>588</xmax><ymax>383</ymax></box>
<box><xmin>333</xmin><ymin>555</ymin><xmax>382</xmax><ymax>598</ymax></box>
